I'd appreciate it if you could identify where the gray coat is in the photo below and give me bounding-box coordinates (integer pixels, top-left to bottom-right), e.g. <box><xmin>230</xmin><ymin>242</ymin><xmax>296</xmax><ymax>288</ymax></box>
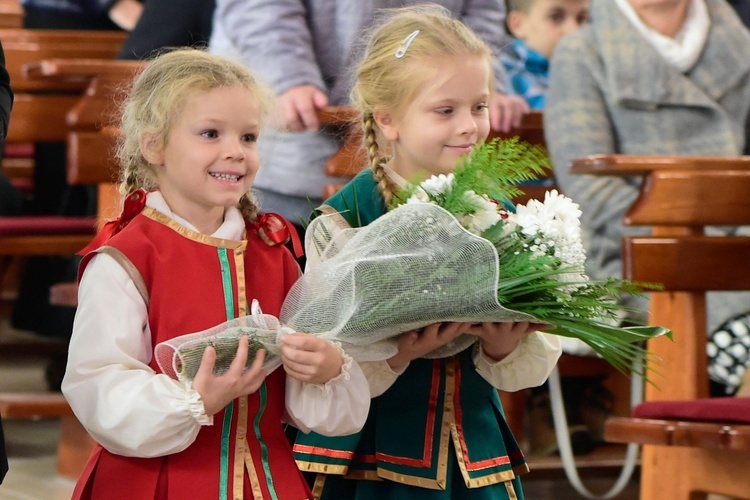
<box><xmin>544</xmin><ymin>0</ymin><xmax>750</xmax><ymax>331</ymax></box>
<box><xmin>210</xmin><ymin>0</ymin><xmax>511</xmax><ymax>222</ymax></box>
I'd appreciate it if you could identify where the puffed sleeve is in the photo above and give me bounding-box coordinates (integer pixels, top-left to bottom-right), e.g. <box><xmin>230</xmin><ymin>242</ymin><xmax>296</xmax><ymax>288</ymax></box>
<box><xmin>61</xmin><ymin>252</ymin><xmax>211</xmax><ymax>458</ymax></box>
<box><xmin>474</xmin><ymin>331</ymin><xmax>562</xmax><ymax>391</ymax></box>
<box><xmin>284</xmin><ymin>344</ymin><xmax>370</xmax><ymax>436</ymax></box>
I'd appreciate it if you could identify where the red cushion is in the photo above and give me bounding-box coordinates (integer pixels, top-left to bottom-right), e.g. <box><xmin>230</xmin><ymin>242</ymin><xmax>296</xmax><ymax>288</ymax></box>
<box><xmin>632</xmin><ymin>397</ymin><xmax>750</xmax><ymax>424</ymax></box>
<box><xmin>0</xmin><ymin>216</ymin><xmax>97</xmax><ymax>236</ymax></box>
<box><xmin>3</xmin><ymin>143</ymin><xmax>34</xmax><ymax>158</ymax></box>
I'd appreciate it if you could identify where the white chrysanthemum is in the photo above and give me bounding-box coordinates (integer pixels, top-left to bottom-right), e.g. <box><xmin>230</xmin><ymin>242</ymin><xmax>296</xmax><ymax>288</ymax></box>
<box><xmin>516</xmin><ymin>190</ymin><xmax>586</xmax><ymax>273</ymax></box>
<box><xmin>406</xmin><ymin>187</ymin><xmax>432</xmax><ymax>204</ymax></box>
<box><xmin>459</xmin><ymin>190</ymin><xmax>503</xmax><ymax>235</ymax></box>
<box><xmin>420</xmin><ymin>173</ymin><xmax>455</xmax><ymax>196</ymax></box>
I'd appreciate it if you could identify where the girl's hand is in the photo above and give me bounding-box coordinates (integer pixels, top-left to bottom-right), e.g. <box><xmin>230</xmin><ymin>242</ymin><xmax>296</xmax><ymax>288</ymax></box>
<box><xmin>192</xmin><ymin>336</ymin><xmax>267</xmax><ymax>417</ymax></box>
<box><xmin>465</xmin><ymin>322</ymin><xmax>547</xmax><ymax>361</ymax></box>
<box><xmin>387</xmin><ymin>322</ymin><xmax>471</xmax><ymax>372</ymax></box>
<box><xmin>280</xmin><ymin>333</ymin><xmax>344</xmax><ymax>385</ymax></box>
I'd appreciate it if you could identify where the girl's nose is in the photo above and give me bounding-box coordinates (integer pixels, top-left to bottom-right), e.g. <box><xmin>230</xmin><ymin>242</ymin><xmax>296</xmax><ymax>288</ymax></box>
<box><xmin>460</xmin><ymin>110</ymin><xmax>479</xmax><ymax>135</ymax></box>
<box><xmin>226</xmin><ymin>139</ymin><xmax>246</xmax><ymax>161</ymax></box>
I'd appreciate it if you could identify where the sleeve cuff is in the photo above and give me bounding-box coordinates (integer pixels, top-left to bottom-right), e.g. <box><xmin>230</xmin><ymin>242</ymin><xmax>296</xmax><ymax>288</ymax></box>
<box><xmin>184</xmin><ymin>384</ymin><xmax>213</xmax><ymax>426</ymax></box>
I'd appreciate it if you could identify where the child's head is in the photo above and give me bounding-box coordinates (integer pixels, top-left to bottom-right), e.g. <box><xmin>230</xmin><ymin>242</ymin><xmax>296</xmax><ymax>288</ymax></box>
<box><xmin>117</xmin><ymin>48</ymin><xmax>273</xmax><ymax>225</ymax></box>
<box><xmin>350</xmin><ymin>5</ymin><xmax>494</xmax><ymax>203</ymax></box>
<box><xmin>506</xmin><ymin>0</ymin><xmax>589</xmax><ymax>60</ymax></box>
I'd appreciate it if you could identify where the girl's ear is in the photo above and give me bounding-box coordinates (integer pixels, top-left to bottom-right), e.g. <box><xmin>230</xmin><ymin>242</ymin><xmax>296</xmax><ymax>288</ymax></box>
<box><xmin>139</xmin><ymin>132</ymin><xmax>164</xmax><ymax>166</ymax></box>
<box><xmin>506</xmin><ymin>11</ymin><xmax>528</xmax><ymax>39</ymax></box>
<box><xmin>374</xmin><ymin>111</ymin><xmax>399</xmax><ymax>142</ymax></box>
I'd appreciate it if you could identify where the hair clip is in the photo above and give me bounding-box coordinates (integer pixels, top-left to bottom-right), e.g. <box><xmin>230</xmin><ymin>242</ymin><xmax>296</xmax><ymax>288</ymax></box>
<box><xmin>395</xmin><ymin>30</ymin><xmax>420</xmax><ymax>59</ymax></box>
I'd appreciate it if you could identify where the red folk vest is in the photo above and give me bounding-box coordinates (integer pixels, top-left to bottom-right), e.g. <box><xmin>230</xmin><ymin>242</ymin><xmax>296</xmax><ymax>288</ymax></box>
<box><xmin>73</xmin><ymin>209</ymin><xmax>310</xmax><ymax>500</ymax></box>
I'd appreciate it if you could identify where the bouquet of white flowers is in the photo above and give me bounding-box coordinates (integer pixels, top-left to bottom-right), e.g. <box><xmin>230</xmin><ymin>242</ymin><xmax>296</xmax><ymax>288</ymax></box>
<box><xmin>156</xmin><ymin>139</ymin><xmax>670</xmax><ymax>382</ymax></box>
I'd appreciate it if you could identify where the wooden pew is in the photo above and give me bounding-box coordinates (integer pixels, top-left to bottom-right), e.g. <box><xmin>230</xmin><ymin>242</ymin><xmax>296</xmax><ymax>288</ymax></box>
<box><xmin>570</xmin><ymin>154</ymin><xmax>750</xmax><ymax>500</ymax></box>
<box><xmin>24</xmin><ymin>58</ymin><xmax>148</xmax><ymax>226</ymax></box>
<box><xmin>0</xmin><ymin>31</ymin><xmax>126</xmax><ymax>481</ymax></box>
<box><xmin>0</xmin><ymin>30</ymin><xmax>128</xmax><ymax>297</ymax></box>
<box><xmin>0</xmin><ymin>0</ymin><xmax>22</xmax><ymax>28</ymax></box>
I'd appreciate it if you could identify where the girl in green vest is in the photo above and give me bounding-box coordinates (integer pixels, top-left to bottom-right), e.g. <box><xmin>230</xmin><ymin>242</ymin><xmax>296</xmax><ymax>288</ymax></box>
<box><xmin>293</xmin><ymin>6</ymin><xmax>562</xmax><ymax>499</ymax></box>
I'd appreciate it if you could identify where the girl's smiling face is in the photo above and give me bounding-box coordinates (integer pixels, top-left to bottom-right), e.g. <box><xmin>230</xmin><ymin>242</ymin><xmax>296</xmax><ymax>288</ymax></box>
<box><xmin>144</xmin><ymin>85</ymin><xmax>261</xmax><ymax>234</ymax></box>
<box><xmin>376</xmin><ymin>54</ymin><xmax>492</xmax><ymax>182</ymax></box>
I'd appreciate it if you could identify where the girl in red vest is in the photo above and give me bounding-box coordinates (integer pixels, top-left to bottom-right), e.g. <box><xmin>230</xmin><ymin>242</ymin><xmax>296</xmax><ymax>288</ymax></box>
<box><xmin>62</xmin><ymin>48</ymin><xmax>370</xmax><ymax>500</ymax></box>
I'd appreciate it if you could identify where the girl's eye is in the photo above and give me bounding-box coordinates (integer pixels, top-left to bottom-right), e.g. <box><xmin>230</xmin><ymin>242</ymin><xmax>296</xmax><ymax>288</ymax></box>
<box><xmin>242</xmin><ymin>133</ymin><xmax>257</xmax><ymax>143</ymax></box>
<box><xmin>201</xmin><ymin>129</ymin><xmax>219</xmax><ymax>139</ymax></box>
<box><xmin>548</xmin><ymin>9</ymin><xmax>565</xmax><ymax>24</ymax></box>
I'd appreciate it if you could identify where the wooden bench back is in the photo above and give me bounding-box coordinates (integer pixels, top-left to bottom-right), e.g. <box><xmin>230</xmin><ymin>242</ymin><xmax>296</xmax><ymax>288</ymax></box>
<box><xmin>0</xmin><ymin>29</ymin><xmax>126</xmax><ymax>144</ymax></box>
<box><xmin>23</xmin><ymin>59</ymin><xmax>148</xmax><ymax>186</ymax></box>
<box><xmin>0</xmin><ymin>0</ymin><xmax>22</xmax><ymax>28</ymax></box>
<box><xmin>571</xmin><ymin>154</ymin><xmax>750</xmax><ymax>500</ymax></box>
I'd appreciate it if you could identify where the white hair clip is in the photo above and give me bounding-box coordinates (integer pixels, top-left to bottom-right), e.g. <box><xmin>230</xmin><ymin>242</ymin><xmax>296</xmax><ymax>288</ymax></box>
<box><xmin>395</xmin><ymin>30</ymin><xmax>420</xmax><ymax>59</ymax></box>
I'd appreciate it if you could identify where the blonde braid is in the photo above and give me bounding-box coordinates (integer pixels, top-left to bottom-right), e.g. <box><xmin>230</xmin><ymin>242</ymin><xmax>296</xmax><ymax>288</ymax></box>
<box><xmin>363</xmin><ymin>113</ymin><xmax>395</xmax><ymax>205</ymax></box>
<box><xmin>238</xmin><ymin>193</ymin><xmax>259</xmax><ymax>223</ymax></box>
<box><xmin>119</xmin><ymin>162</ymin><xmax>143</xmax><ymax>196</ymax></box>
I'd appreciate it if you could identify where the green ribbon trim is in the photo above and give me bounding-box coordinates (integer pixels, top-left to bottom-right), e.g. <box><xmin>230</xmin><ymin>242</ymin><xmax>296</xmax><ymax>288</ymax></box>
<box><xmin>217</xmin><ymin>247</ymin><xmax>235</xmax><ymax>499</ymax></box>
<box><xmin>254</xmin><ymin>384</ymin><xmax>277</xmax><ymax>499</ymax></box>
<box><xmin>219</xmin><ymin>401</ymin><xmax>234</xmax><ymax>500</ymax></box>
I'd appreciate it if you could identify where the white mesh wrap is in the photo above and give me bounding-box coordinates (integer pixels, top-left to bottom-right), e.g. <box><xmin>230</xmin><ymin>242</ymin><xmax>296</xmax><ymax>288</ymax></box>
<box><xmin>155</xmin><ymin>204</ymin><xmax>542</xmax><ymax>381</ymax></box>
<box><xmin>154</xmin><ymin>313</ymin><xmax>285</xmax><ymax>384</ymax></box>
<box><xmin>280</xmin><ymin>203</ymin><xmax>538</xmax><ymax>360</ymax></box>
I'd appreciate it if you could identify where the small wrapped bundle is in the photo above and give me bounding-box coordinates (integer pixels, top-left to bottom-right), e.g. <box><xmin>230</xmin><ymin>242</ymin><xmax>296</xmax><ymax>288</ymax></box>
<box><xmin>155</xmin><ymin>308</ymin><xmax>288</xmax><ymax>384</ymax></box>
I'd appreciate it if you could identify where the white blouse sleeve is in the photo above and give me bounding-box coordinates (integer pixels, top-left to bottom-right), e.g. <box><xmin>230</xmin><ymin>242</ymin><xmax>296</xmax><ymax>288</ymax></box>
<box><xmin>474</xmin><ymin>332</ymin><xmax>562</xmax><ymax>391</ymax></box>
<box><xmin>357</xmin><ymin>360</ymin><xmax>409</xmax><ymax>398</ymax></box>
<box><xmin>61</xmin><ymin>253</ymin><xmax>211</xmax><ymax>458</ymax></box>
<box><xmin>284</xmin><ymin>344</ymin><xmax>370</xmax><ymax>436</ymax></box>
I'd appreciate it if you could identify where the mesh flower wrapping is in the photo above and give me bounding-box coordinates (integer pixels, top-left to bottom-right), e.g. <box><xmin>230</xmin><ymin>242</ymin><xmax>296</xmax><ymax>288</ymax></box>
<box><xmin>280</xmin><ymin>203</ymin><xmax>538</xmax><ymax>361</ymax></box>
<box><xmin>284</xmin><ymin>138</ymin><xmax>670</xmax><ymax>376</ymax></box>
<box><xmin>154</xmin><ymin>313</ymin><xmax>287</xmax><ymax>384</ymax></box>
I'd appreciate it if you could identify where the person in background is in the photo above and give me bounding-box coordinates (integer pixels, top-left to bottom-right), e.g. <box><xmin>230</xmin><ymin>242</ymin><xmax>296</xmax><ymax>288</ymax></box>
<box><xmin>728</xmin><ymin>0</ymin><xmax>750</xmax><ymax>26</ymax></box>
<box><xmin>210</xmin><ymin>0</ymin><xmax>529</xmax><ymax>242</ymax></box>
<box><xmin>545</xmin><ymin>0</ymin><xmax>750</xmax><ymax>397</ymax></box>
<box><xmin>117</xmin><ymin>0</ymin><xmax>215</xmax><ymax>60</ymax></box>
<box><xmin>501</xmin><ymin>0</ymin><xmax>605</xmax><ymax>458</ymax></box>
<box><xmin>21</xmin><ymin>0</ymin><xmax>142</xmax><ymax>30</ymax></box>
<box><xmin>292</xmin><ymin>6</ymin><xmax>561</xmax><ymax>498</ymax></box>
<box><xmin>0</xmin><ymin>39</ymin><xmax>19</xmax><ymax>218</ymax></box>
<box><xmin>62</xmin><ymin>48</ymin><xmax>369</xmax><ymax>499</ymax></box>
<box><xmin>501</xmin><ymin>0</ymin><xmax>589</xmax><ymax>109</ymax></box>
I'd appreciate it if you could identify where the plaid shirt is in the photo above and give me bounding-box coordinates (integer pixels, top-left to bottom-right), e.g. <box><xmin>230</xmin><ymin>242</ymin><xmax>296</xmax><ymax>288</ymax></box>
<box><xmin>500</xmin><ymin>39</ymin><xmax>549</xmax><ymax>110</ymax></box>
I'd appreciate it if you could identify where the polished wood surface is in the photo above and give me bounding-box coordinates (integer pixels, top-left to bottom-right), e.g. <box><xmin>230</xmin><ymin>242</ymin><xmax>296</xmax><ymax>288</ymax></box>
<box><xmin>606</xmin><ymin>417</ymin><xmax>750</xmax><ymax>451</ymax></box>
<box><xmin>572</xmin><ymin>153</ymin><xmax>750</xmax><ymax>500</ymax></box>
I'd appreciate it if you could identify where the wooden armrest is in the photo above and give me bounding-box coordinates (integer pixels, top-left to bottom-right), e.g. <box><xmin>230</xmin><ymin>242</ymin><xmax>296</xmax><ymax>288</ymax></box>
<box><xmin>24</xmin><ymin>58</ymin><xmax>147</xmax><ymax>80</ymax></box>
<box><xmin>605</xmin><ymin>416</ymin><xmax>750</xmax><ymax>451</ymax></box>
<box><xmin>570</xmin><ymin>154</ymin><xmax>750</xmax><ymax>176</ymax></box>
<box><xmin>317</xmin><ymin>106</ymin><xmax>358</xmax><ymax>126</ymax></box>
<box><xmin>0</xmin><ymin>392</ymin><xmax>74</xmax><ymax>419</ymax></box>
